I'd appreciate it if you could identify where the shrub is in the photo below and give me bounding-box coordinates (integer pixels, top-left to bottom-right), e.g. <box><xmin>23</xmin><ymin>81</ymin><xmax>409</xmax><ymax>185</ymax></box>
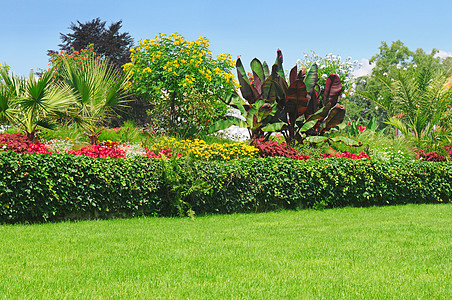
<box><xmin>1</xmin><ymin>153</ymin><xmax>451</xmax><ymax>224</ymax></box>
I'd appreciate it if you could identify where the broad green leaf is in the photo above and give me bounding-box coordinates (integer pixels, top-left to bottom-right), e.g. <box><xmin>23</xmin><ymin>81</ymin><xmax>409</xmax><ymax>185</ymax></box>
<box><xmin>305</xmin><ymin>136</ymin><xmax>329</xmax><ymax>144</ymax></box>
<box><xmin>261</xmin><ymin>122</ymin><xmax>285</xmax><ymax>132</ymax></box>
<box><xmin>330</xmin><ymin>136</ymin><xmax>363</xmax><ymax>147</ymax></box>
<box><xmin>299</xmin><ymin>120</ymin><xmax>318</xmax><ymax>132</ymax></box>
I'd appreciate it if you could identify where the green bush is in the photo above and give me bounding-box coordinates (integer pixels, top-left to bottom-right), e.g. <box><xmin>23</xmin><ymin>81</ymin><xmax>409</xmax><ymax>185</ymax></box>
<box><xmin>0</xmin><ymin>152</ymin><xmax>451</xmax><ymax>223</ymax></box>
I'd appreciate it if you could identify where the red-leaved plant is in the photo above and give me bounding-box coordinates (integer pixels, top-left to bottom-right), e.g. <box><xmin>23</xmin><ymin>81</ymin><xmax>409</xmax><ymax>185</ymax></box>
<box><xmin>415</xmin><ymin>149</ymin><xmax>447</xmax><ymax>162</ymax></box>
<box><xmin>252</xmin><ymin>139</ymin><xmax>309</xmax><ymax>160</ymax></box>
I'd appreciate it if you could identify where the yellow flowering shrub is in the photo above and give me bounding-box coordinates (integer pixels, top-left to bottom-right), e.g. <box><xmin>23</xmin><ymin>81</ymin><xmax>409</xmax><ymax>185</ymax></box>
<box><xmin>124</xmin><ymin>33</ymin><xmax>238</xmax><ymax>137</ymax></box>
<box><xmin>148</xmin><ymin>136</ymin><xmax>258</xmax><ymax>161</ymax></box>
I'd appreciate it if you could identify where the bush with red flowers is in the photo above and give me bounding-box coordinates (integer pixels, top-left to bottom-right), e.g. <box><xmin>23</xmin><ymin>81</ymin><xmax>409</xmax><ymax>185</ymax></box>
<box><xmin>321</xmin><ymin>151</ymin><xmax>369</xmax><ymax>159</ymax></box>
<box><xmin>67</xmin><ymin>145</ymin><xmax>126</xmax><ymax>158</ymax></box>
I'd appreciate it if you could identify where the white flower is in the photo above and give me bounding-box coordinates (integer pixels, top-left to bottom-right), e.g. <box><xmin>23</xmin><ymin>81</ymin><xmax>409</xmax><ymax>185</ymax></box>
<box><xmin>321</xmin><ymin>74</ymin><xmax>327</xmax><ymax>79</ymax></box>
<box><xmin>304</xmin><ymin>54</ymin><xmax>308</xmax><ymax>58</ymax></box>
<box><xmin>396</xmin><ymin>64</ymin><xmax>401</xmax><ymax>69</ymax></box>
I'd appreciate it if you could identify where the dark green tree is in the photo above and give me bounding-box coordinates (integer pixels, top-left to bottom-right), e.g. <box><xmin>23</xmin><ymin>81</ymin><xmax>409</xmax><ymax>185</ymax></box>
<box><xmin>48</xmin><ymin>18</ymin><xmax>134</xmax><ymax>71</ymax></box>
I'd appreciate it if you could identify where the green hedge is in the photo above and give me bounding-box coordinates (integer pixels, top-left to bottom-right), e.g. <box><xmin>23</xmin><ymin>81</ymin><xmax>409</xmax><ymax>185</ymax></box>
<box><xmin>1</xmin><ymin>151</ymin><xmax>451</xmax><ymax>223</ymax></box>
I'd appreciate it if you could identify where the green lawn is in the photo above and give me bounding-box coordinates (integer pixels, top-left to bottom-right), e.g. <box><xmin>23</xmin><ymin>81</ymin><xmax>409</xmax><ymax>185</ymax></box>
<box><xmin>1</xmin><ymin>204</ymin><xmax>451</xmax><ymax>299</ymax></box>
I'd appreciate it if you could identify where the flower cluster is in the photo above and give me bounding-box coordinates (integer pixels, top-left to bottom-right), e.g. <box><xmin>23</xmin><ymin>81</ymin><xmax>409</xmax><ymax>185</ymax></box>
<box><xmin>125</xmin><ymin>33</ymin><xmax>237</xmax><ymax>92</ymax></box>
<box><xmin>144</xmin><ymin>147</ymin><xmax>182</xmax><ymax>159</ymax></box>
<box><xmin>148</xmin><ymin>136</ymin><xmax>258</xmax><ymax>161</ymax></box>
<box><xmin>67</xmin><ymin>145</ymin><xmax>126</xmax><ymax>158</ymax></box>
<box><xmin>321</xmin><ymin>151</ymin><xmax>369</xmax><ymax>159</ymax></box>
<box><xmin>48</xmin><ymin>43</ymin><xmax>99</xmax><ymax>81</ymax></box>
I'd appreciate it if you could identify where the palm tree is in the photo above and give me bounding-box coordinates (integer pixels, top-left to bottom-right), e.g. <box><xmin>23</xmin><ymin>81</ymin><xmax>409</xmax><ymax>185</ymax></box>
<box><xmin>1</xmin><ymin>68</ymin><xmax>75</xmax><ymax>142</ymax></box>
<box><xmin>360</xmin><ymin>58</ymin><xmax>452</xmax><ymax>150</ymax></box>
<box><xmin>60</xmin><ymin>55</ymin><xmax>130</xmax><ymax>144</ymax></box>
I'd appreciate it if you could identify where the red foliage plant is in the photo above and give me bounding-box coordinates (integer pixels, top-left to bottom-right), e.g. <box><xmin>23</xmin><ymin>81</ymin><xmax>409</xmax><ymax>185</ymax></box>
<box><xmin>0</xmin><ymin>133</ymin><xmax>52</xmax><ymax>154</ymax></box>
<box><xmin>252</xmin><ymin>139</ymin><xmax>309</xmax><ymax>160</ymax></box>
<box><xmin>415</xmin><ymin>149</ymin><xmax>447</xmax><ymax>162</ymax></box>
<box><xmin>444</xmin><ymin>146</ymin><xmax>452</xmax><ymax>159</ymax></box>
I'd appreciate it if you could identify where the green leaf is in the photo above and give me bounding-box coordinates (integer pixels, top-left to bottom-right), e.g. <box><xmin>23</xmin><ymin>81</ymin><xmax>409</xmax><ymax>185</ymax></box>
<box><xmin>261</xmin><ymin>122</ymin><xmax>285</xmax><ymax>132</ymax></box>
<box><xmin>330</xmin><ymin>136</ymin><xmax>363</xmax><ymax>147</ymax></box>
<box><xmin>305</xmin><ymin>136</ymin><xmax>329</xmax><ymax>144</ymax></box>
<box><xmin>299</xmin><ymin>120</ymin><xmax>318</xmax><ymax>132</ymax></box>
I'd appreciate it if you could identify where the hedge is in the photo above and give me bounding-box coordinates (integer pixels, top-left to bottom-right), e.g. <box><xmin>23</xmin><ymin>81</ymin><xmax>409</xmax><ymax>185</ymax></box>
<box><xmin>0</xmin><ymin>151</ymin><xmax>451</xmax><ymax>223</ymax></box>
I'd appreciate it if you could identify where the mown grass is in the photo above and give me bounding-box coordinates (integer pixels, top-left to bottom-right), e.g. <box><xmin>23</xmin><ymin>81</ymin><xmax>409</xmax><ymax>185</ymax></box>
<box><xmin>0</xmin><ymin>204</ymin><xmax>451</xmax><ymax>299</ymax></box>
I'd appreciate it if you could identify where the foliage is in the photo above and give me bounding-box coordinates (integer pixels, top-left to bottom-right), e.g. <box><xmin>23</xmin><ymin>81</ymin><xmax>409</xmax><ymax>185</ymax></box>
<box><xmin>251</xmin><ymin>138</ymin><xmax>309</xmax><ymax>160</ymax></box>
<box><xmin>0</xmin><ymin>68</ymin><xmax>76</xmax><ymax>141</ymax></box>
<box><xmin>48</xmin><ymin>43</ymin><xmax>97</xmax><ymax>81</ymax></box>
<box><xmin>360</xmin><ymin>54</ymin><xmax>452</xmax><ymax>151</ymax></box>
<box><xmin>297</xmin><ymin>51</ymin><xmax>360</xmax><ymax>94</ymax></box>
<box><xmin>212</xmin><ymin>50</ymin><xmax>348</xmax><ymax>145</ymax></box>
<box><xmin>49</xmin><ymin>18</ymin><xmax>134</xmax><ymax>71</ymax></box>
<box><xmin>124</xmin><ymin>33</ymin><xmax>236</xmax><ymax>136</ymax></box>
<box><xmin>0</xmin><ymin>133</ymin><xmax>51</xmax><ymax>154</ymax></box>
<box><xmin>415</xmin><ymin>149</ymin><xmax>447</xmax><ymax>162</ymax></box>
<box><xmin>1</xmin><ymin>152</ymin><xmax>451</xmax><ymax>224</ymax></box>
<box><xmin>59</xmin><ymin>52</ymin><xmax>131</xmax><ymax>144</ymax></box>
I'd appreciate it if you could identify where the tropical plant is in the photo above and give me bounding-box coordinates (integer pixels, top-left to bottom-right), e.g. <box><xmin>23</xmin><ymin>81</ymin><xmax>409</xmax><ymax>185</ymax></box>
<box><xmin>59</xmin><ymin>53</ymin><xmax>130</xmax><ymax>144</ymax></box>
<box><xmin>210</xmin><ymin>50</ymin><xmax>348</xmax><ymax>146</ymax></box>
<box><xmin>359</xmin><ymin>55</ymin><xmax>452</xmax><ymax>151</ymax></box>
<box><xmin>124</xmin><ymin>33</ymin><xmax>236</xmax><ymax>136</ymax></box>
<box><xmin>0</xmin><ymin>68</ymin><xmax>75</xmax><ymax>142</ymax></box>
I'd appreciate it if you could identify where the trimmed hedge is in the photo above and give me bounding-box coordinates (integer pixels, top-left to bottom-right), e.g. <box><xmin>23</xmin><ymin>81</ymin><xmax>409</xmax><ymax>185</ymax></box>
<box><xmin>0</xmin><ymin>151</ymin><xmax>451</xmax><ymax>223</ymax></box>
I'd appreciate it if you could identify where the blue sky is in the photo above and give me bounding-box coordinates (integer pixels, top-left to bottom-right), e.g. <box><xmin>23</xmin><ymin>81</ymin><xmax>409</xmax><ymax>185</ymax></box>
<box><xmin>2</xmin><ymin>0</ymin><xmax>452</xmax><ymax>76</ymax></box>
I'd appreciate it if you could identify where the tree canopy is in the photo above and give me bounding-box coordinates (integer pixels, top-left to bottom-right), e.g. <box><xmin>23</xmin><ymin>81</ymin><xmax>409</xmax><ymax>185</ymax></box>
<box><xmin>48</xmin><ymin>18</ymin><xmax>134</xmax><ymax>70</ymax></box>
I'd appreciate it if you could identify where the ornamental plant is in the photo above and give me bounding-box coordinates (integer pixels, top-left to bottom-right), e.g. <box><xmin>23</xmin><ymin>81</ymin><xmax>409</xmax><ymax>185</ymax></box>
<box><xmin>147</xmin><ymin>136</ymin><xmax>258</xmax><ymax>161</ymax></box>
<box><xmin>124</xmin><ymin>33</ymin><xmax>237</xmax><ymax>136</ymax></box>
<box><xmin>48</xmin><ymin>43</ymin><xmax>98</xmax><ymax>82</ymax></box>
<box><xmin>252</xmin><ymin>139</ymin><xmax>309</xmax><ymax>160</ymax></box>
<box><xmin>211</xmin><ymin>50</ymin><xmax>348</xmax><ymax>146</ymax></box>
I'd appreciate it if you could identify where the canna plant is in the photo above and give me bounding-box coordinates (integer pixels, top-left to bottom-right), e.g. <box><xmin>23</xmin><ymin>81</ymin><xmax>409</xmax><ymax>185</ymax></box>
<box><xmin>211</xmin><ymin>50</ymin><xmax>348</xmax><ymax>145</ymax></box>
